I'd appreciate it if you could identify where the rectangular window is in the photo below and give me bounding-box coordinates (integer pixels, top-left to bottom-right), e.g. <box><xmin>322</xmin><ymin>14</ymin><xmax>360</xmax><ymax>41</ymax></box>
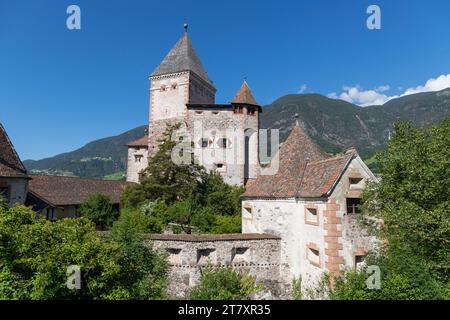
<box><xmin>134</xmin><ymin>154</ymin><xmax>143</xmax><ymax>163</ymax></box>
<box><xmin>346</xmin><ymin>198</ymin><xmax>361</xmax><ymax>214</ymax></box>
<box><xmin>305</xmin><ymin>206</ymin><xmax>319</xmax><ymax>225</ymax></box>
<box><xmin>166</xmin><ymin>248</ymin><xmax>182</xmax><ymax>265</ymax></box>
<box><xmin>197</xmin><ymin>248</ymin><xmax>216</xmax><ymax>265</ymax></box>
<box><xmin>201</xmin><ymin>138</ymin><xmax>209</xmax><ymax>148</ymax></box>
<box><xmin>218</xmin><ymin>138</ymin><xmax>227</xmax><ymax>148</ymax></box>
<box><xmin>232</xmin><ymin>247</ymin><xmax>249</xmax><ymax>263</ymax></box>
<box><xmin>307</xmin><ymin>245</ymin><xmax>320</xmax><ymax>267</ymax></box>
<box><xmin>354</xmin><ymin>255</ymin><xmax>365</xmax><ymax>271</ymax></box>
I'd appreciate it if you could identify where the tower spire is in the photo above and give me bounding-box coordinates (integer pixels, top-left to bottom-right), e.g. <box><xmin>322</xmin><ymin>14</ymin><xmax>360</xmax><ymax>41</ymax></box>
<box><xmin>184</xmin><ymin>19</ymin><xmax>188</xmax><ymax>33</ymax></box>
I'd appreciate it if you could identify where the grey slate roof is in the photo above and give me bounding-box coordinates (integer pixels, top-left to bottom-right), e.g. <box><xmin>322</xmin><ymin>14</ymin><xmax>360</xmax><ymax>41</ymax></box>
<box><xmin>151</xmin><ymin>32</ymin><xmax>213</xmax><ymax>86</ymax></box>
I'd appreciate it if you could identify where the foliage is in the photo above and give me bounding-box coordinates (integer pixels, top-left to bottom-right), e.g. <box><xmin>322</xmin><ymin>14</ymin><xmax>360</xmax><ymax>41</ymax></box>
<box><xmin>121</xmin><ymin>125</ymin><xmax>244</xmax><ymax>234</ymax></box>
<box><xmin>195</xmin><ymin>172</ymin><xmax>245</xmax><ymax>216</ymax></box>
<box><xmin>329</xmin><ymin>256</ymin><xmax>447</xmax><ymax>300</ymax></box>
<box><xmin>331</xmin><ymin>117</ymin><xmax>450</xmax><ymax>300</ymax></box>
<box><xmin>0</xmin><ymin>205</ymin><xmax>168</xmax><ymax>300</ymax></box>
<box><xmin>211</xmin><ymin>215</ymin><xmax>241</xmax><ymax>234</ymax></box>
<box><xmin>362</xmin><ymin>117</ymin><xmax>450</xmax><ymax>281</ymax></box>
<box><xmin>78</xmin><ymin>193</ymin><xmax>119</xmax><ymax>229</ymax></box>
<box><xmin>110</xmin><ymin>206</ymin><xmax>168</xmax><ymax>299</ymax></box>
<box><xmin>121</xmin><ymin>123</ymin><xmax>205</xmax><ymax>207</ymax></box>
<box><xmin>189</xmin><ymin>266</ymin><xmax>263</xmax><ymax>300</ymax></box>
<box><xmin>292</xmin><ymin>276</ymin><xmax>303</xmax><ymax>300</ymax></box>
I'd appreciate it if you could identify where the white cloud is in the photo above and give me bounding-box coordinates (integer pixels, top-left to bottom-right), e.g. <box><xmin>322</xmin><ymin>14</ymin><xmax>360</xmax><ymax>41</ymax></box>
<box><xmin>328</xmin><ymin>85</ymin><xmax>394</xmax><ymax>106</ymax></box>
<box><xmin>328</xmin><ymin>73</ymin><xmax>450</xmax><ymax>106</ymax></box>
<box><xmin>402</xmin><ymin>74</ymin><xmax>450</xmax><ymax>96</ymax></box>
<box><xmin>298</xmin><ymin>84</ymin><xmax>307</xmax><ymax>94</ymax></box>
<box><xmin>375</xmin><ymin>85</ymin><xmax>390</xmax><ymax>92</ymax></box>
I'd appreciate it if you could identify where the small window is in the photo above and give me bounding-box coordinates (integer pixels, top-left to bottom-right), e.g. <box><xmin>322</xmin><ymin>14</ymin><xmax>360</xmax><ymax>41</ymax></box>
<box><xmin>200</xmin><ymin>138</ymin><xmax>209</xmax><ymax>148</ymax></box>
<box><xmin>195</xmin><ymin>110</ymin><xmax>203</xmax><ymax>114</ymax></box>
<box><xmin>212</xmin><ymin>111</ymin><xmax>219</xmax><ymax>115</ymax></box>
<box><xmin>305</xmin><ymin>206</ymin><xmax>318</xmax><ymax>225</ymax></box>
<box><xmin>197</xmin><ymin>248</ymin><xmax>216</xmax><ymax>265</ymax></box>
<box><xmin>217</xmin><ymin>138</ymin><xmax>228</xmax><ymax>148</ymax></box>
<box><xmin>349</xmin><ymin>177</ymin><xmax>363</xmax><ymax>185</ymax></box>
<box><xmin>233</xmin><ymin>106</ymin><xmax>244</xmax><ymax>114</ymax></box>
<box><xmin>248</xmin><ymin>107</ymin><xmax>255</xmax><ymax>115</ymax></box>
<box><xmin>307</xmin><ymin>246</ymin><xmax>320</xmax><ymax>267</ymax></box>
<box><xmin>216</xmin><ymin>163</ymin><xmax>223</xmax><ymax>168</ymax></box>
<box><xmin>243</xmin><ymin>205</ymin><xmax>253</xmax><ymax>220</ymax></box>
<box><xmin>232</xmin><ymin>247</ymin><xmax>249</xmax><ymax>263</ymax></box>
<box><xmin>134</xmin><ymin>154</ymin><xmax>144</xmax><ymax>163</ymax></box>
<box><xmin>355</xmin><ymin>255</ymin><xmax>365</xmax><ymax>271</ymax></box>
<box><xmin>171</xmin><ymin>83</ymin><xmax>177</xmax><ymax>90</ymax></box>
<box><xmin>160</xmin><ymin>85</ymin><xmax>166</xmax><ymax>91</ymax></box>
<box><xmin>167</xmin><ymin>248</ymin><xmax>182</xmax><ymax>265</ymax></box>
<box><xmin>346</xmin><ymin>198</ymin><xmax>361</xmax><ymax>214</ymax></box>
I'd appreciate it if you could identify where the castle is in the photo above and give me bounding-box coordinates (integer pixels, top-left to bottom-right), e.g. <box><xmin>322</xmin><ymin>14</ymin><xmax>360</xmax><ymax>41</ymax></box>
<box><xmin>127</xmin><ymin>28</ymin><xmax>379</xmax><ymax>298</ymax></box>
<box><xmin>126</xmin><ymin>27</ymin><xmax>260</xmax><ymax>185</ymax></box>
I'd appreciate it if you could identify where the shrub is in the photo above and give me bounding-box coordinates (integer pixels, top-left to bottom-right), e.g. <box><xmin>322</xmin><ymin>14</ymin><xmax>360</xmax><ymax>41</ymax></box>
<box><xmin>189</xmin><ymin>266</ymin><xmax>263</xmax><ymax>300</ymax></box>
<box><xmin>78</xmin><ymin>193</ymin><xmax>118</xmax><ymax>229</ymax></box>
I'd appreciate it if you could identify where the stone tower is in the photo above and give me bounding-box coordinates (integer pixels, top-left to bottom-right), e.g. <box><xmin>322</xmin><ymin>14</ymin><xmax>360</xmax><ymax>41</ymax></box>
<box><xmin>186</xmin><ymin>80</ymin><xmax>261</xmax><ymax>186</ymax></box>
<box><xmin>140</xmin><ymin>28</ymin><xmax>261</xmax><ymax>186</ymax></box>
<box><xmin>148</xmin><ymin>29</ymin><xmax>216</xmax><ymax>157</ymax></box>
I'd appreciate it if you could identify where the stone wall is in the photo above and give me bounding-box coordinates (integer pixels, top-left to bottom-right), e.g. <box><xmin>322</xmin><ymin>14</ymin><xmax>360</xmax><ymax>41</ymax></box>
<box><xmin>147</xmin><ymin>233</ymin><xmax>288</xmax><ymax>299</ymax></box>
<box><xmin>187</xmin><ymin>106</ymin><xmax>259</xmax><ymax>186</ymax></box>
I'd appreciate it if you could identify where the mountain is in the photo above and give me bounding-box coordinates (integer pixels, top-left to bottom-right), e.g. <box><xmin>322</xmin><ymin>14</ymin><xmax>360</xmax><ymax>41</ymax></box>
<box><xmin>24</xmin><ymin>126</ymin><xmax>147</xmax><ymax>179</ymax></box>
<box><xmin>24</xmin><ymin>88</ymin><xmax>450</xmax><ymax>178</ymax></box>
<box><xmin>260</xmin><ymin>88</ymin><xmax>450</xmax><ymax>158</ymax></box>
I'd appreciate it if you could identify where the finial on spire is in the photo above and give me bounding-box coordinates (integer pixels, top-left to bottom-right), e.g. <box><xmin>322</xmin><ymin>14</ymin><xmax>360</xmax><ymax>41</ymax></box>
<box><xmin>183</xmin><ymin>19</ymin><xmax>188</xmax><ymax>33</ymax></box>
<box><xmin>294</xmin><ymin>113</ymin><xmax>299</xmax><ymax>126</ymax></box>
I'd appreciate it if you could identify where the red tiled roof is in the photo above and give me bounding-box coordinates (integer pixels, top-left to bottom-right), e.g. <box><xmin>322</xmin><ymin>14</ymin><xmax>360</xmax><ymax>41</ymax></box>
<box><xmin>127</xmin><ymin>136</ymin><xmax>149</xmax><ymax>147</ymax></box>
<box><xmin>0</xmin><ymin>123</ymin><xmax>28</xmax><ymax>178</ymax></box>
<box><xmin>243</xmin><ymin>123</ymin><xmax>355</xmax><ymax>198</ymax></box>
<box><xmin>28</xmin><ymin>174</ymin><xmax>135</xmax><ymax>206</ymax></box>
<box><xmin>231</xmin><ymin>81</ymin><xmax>259</xmax><ymax>106</ymax></box>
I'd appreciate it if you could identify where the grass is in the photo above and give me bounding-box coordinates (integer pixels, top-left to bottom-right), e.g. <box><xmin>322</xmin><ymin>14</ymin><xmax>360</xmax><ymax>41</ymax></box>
<box><xmin>103</xmin><ymin>171</ymin><xmax>126</xmax><ymax>181</ymax></box>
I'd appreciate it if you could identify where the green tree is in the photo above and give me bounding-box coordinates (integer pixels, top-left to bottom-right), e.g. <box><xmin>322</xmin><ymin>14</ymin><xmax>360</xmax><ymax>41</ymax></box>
<box><xmin>0</xmin><ymin>205</ymin><xmax>168</xmax><ymax>299</ymax></box>
<box><xmin>78</xmin><ymin>193</ymin><xmax>118</xmax><ymax>230</ymax></box>
<box><xmin>120</xmin><ymin>124</ymin><xmax>244</xmax><ymax>234</ymax></box>
<box><xmin>196</xmin><ymin>172</ymin><xmax>245</xmax><ymax>216</ymax></box>
<box><xmin>189</xmin><ymin>266</ymin><xmax>263</xmax><ymax>300</ymax></box>
<box><xmin>330</xmin><ymin>117</ymin><xmax>450</xmax><ymax>300</ymax></box>
<box><xmin>121</xmin><ymin>123</ymin><xmax>205</xmax><ymax>207</ymax></box>
<box><xmin>362</xmin><ymin>117</ymin><xmax>450</xmax><ymax>281</ymax></box>
<box><xmin>211</xmin><ymin>215</ymin><xmax>241</xmax><ymax>234</ymax></box>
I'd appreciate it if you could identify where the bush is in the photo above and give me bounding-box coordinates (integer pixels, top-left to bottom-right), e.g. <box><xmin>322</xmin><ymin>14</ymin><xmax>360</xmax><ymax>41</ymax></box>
<box><xmin>189</xmin><ymin>266</ymin><xmax>263</xmax><ymax>300</ymax></box>
<box><xmin>211</xmin><ymin>215</ymin><xmax>241</xmax><ymax>234</ymax></box>
<box><xmin>78</xmin><ymin>193</ymin><xmax>118</xmax><ymax>229</ymax></box>
<box><xmin>0</xmin><ymin>204</ymin><xmax>168</xmax><ymax>299</ymax></box>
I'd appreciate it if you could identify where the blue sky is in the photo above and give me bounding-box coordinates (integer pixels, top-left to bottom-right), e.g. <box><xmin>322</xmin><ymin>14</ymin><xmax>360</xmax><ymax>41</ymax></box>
<box><xmin>1</xmin><ymin>0</ymin><xmax>450</xmax><ymax>160</ymax></box>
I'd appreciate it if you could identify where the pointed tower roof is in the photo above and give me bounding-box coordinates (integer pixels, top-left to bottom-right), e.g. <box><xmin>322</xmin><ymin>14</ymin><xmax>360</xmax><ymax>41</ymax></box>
<box><xmin>231</xmin><ymin>81</ymin><xmax>259</xmax><ymax>106</ymax></box>
<box><xmin>0</xmin><ymin>123</ymin><xmax>28</xmax><ymax>178</ymax></box>
<box><xmin>151</xmin><ymin>31</ymin><xmax>213</xmax><ymax>86</ymax></box>
<box><xmin>243</xmin><ymin>121</ymin><xmax>345</xmax><ymax>198</ymax></box>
